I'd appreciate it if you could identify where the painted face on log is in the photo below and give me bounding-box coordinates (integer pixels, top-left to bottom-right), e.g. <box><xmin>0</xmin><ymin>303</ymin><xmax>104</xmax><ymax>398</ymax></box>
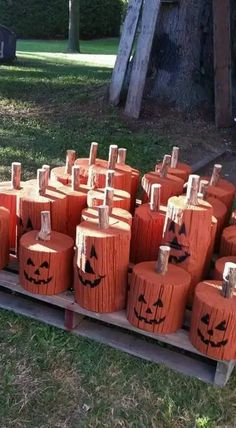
<box><xmin>134</xmin><ymin>293</ymin><xmax>166</xmax><ymax>325</ymax></box>
<box><xmin>24</xmin><ymin>257</ymin><xmax>52</xmax><ymax>285</ymax></box>
<box><xmin>197</xmin><ymin>313</ymin><xmax>228</xmax><ymax>348</ymax></box>
<box><xmin>78</xmin><ymin>245</ymin><xmax>105</xmax><ymax>288</ymax></box>
<box><xmin>165</xmin><ymin>220</ymin><xmax>190</xmax><ymax>264</ymax></box>
<box><xmin>19</xmin><ymin>217</ymin><xmax>33</xmax><ymax>233</ymax></box>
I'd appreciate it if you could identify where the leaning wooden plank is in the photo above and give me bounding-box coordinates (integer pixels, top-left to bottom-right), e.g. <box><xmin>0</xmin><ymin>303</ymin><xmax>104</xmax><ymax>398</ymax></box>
<box><xmin>214</xmin><ymin>360</ymin><xmax>236</xmax><ymax>387</ymax></box>
<box><xmin>109</xmin><ymin>0</ymin><xmax>143</xmax><ymax>105</ymax></box>
<box><xmin>125</xmin><ymin>0</ymin><xmax>161</xmax><ymax>118</ymax></box>
<box><xmin>213</xmin><ymin>0</ymin><xmax>232</xmax><ymax>128</ymax></box>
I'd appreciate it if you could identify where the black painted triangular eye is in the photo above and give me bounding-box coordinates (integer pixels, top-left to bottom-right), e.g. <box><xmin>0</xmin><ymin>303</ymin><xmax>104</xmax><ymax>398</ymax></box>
<box><xmin>153</xmin><ymin>299</ymin><xmax>163</xmax><ymax>308</ymax></box>
<box><xmin>138</xmin><ymin>294</ymin><xmax>147</xmax><ymax>304</ymax></box>
<box><xmin>27</xmin><ymin>258</ymin><xmax>35</xmax><ymax>266</ymax></box>
<box><xmin>85</xmin><ymin>260</ymin><xmax>95</xmax><ymax>274</ymax></box>
<box><xmin>179</xmin><ymin>223</ymin><xmax>186</xmax><ymax>236</ymax></box>
<box><xmin>169</xmin><ymin>221</ymin><xmax>175</xmax><ymax>233</ymax></box>
<box><xmin>201</xmin><ymin>314</ymin><xmax>210</xmax><ymax>325</ymax></box>
<box><xmin>90</xmin><ymin>245</ymin><xmax>97</xmax><ymax>259</ymax></box>
<box><xmin>215</xmin><ymin>320</ymin><xmax>227</xmax><ymax>331</ymax></box>
<box><xmin>27</xmin><ymin>218</ymin><xmax>33</xmax><ymax>230</ymax></box>
<box><xmin>40</xmin><ymin>261</ymin><xmax>49</xmax><ymax>269</ymax></box>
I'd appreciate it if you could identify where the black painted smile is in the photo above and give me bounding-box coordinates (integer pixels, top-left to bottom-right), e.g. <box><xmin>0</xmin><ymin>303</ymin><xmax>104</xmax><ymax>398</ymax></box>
<box><xmin>78</xmin><ymin>273</ymin><xmax>105</xmax><ymax>288</ymax></box>
<box><xmin>24</xmin><ymin>271</ymin><xmax>52</xmax><ymax>285</ymax></box>
<box><xmin>197</xmin><ymin>328</ymin><xmax>228</xmax><ymax>348</ymax></box>
<box><xmin>134</xmin><ymin>308</ymin><xmax>166</xmax><ymax>325</ymax></box>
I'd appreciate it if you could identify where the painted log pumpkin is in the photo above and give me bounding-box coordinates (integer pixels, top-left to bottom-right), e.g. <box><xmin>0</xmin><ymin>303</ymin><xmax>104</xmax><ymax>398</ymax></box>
<box><xmin>81</xmin><ymin>206</ymin><xmax>132</xmax><ymax>227</ymax></box>
<box><xmin>190</xmin><ymin>263</ymin><xmax>236</xmax><ymax>360</ymax></box>
<box><xmin>87</xmin><ymin>187</ymin><xmax>131</xmax><ymax>212</ymax></box>
<box><xmin>142</xmin><ymin>155</ymin><xmax>184</xmax><ymax>206</ymax></box>
<box><xmin>51</xmin><ymin>149</ymin><xmax>77</xmax><ymax>186</ymax></box>
<box><xmin>0</xmin><ymin>207</ymin><xmax>10</xmax><ymax>269</ymax></box>
<box><xmin>130</xmin><ymin>184</ymin><xmax>166</xmax><ymax>263</ymax></box>
<box><xmin>162</xmin><ymin>175</ymin><xmax>214</xmax><ymax>303</ymax></box>
<box><xmin>219</xmin><ymin>225</ymin><xmax>236</xmax><ymax>257</ymax></box>
<box><xmin>213</xmin><ymin>256</ymin><xmax>236</xmax><ymax>280</ymax></box>
<box><xmin>201</xmin><ymin>164</ymin><xmax>235</xmax><ymax>215</ymax></box>
<box><xmin>18</xmin><ymin>169</ymin><xmax>67</xmax><ymax>243</ymax></box>
<box><xmin>19</xmin><ymin>211</ymin><xmax>74</xmax><ymax>295</ymax></box>
<box><xmin>75</xmin><ymin>205</ymin><xmax>131</xmax><ymax>313</ymax></box>
<box><xmin>127</xmin><ymin>246</ymin><xmax>191</xmax><ymax>334</ymax></box>
<box><xmin>155</xmin><ymin>147</ymin><xmax>191</xmax><ymax>182</ymax></box>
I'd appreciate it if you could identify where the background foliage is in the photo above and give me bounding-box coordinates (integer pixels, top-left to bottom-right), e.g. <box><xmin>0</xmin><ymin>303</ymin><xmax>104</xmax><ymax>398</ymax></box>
<box><xmin>0</xmin><ymin>0</ymin><xmax>125</xmax><ymax>39</ymax></box>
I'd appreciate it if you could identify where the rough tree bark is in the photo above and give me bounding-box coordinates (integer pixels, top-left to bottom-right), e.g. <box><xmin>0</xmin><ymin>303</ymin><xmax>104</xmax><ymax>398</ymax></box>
<box><xmin>68</xmin><ymin>0</ymin><xmax>80</xmax><ymax>53</ymax></box>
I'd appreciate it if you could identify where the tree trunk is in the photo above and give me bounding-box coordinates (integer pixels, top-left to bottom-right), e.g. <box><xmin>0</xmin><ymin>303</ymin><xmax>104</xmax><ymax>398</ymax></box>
<box><xmin>68</xmin><ymin>0</ymin><xmax>80</xmax><ymax>53</ymax></box>
<box><xmin>147</xmin><ymin>0</ymin><xmax>214</xmax><ymax>110</ymax></box>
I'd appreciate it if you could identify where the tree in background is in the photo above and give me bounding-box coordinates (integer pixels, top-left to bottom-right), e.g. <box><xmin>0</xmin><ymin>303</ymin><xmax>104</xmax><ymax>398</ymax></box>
<box><xmin>68</xmin><ymin>0</ymin><xmax>80</xmax><ymax>53</ymax></box>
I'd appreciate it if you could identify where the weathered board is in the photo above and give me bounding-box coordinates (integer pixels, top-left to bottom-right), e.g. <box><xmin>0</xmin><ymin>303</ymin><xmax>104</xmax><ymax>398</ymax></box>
<box><xmin>213</xmin><ymin>0</ymin><xmax>232</xmax><ymax>128</ymax></box>
<box><xmin>125</xmin><ymin>0</ymin><xmax>161</xmax><ymax>118</ymax></box>
<box><xmin>109</xmin><ymin>0</ymin><xmax>143</xmax><ymax>105</ymax></box>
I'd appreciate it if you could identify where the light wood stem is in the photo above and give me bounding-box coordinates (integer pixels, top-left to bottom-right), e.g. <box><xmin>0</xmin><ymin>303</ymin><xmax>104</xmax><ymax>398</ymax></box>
<box><xmin>89</xmin><ymin>142</ymin><xmax>98</xmax><ymax>166</ymax></box>
<box><xmin>65</xmin><ymin>150</ymin><xmax>76</xmax><ymax>175</ymax></box>
<box><xmin>150</xmin><ymin>184</ymin><xmax>161</xmax><ymax>212</ymax></box>
<box><xmin>171</xmin><ymin>146</ymin><xmax>179</xmax><ymax>168</ymax></box>
<box><xmin>186</xmin><ymin>175</ymin><xmax>200</xmax><ymax>205</ymax></box>
<box><xmin>37</xmin><ymin>169</ymin><xmax>47</xmax><ymax>196</ymax></box>
<box><xmin>156</xmin><ymin>246</ymin><xmax>170</xmax><ymax>275</ymax></box>
<box><xmin>108</xmin><ymin>145</ymin><xmax>118</xmax><ymax>170</ymax></box>
<box><xmin>221</xmin><ymin>262</ymin><xmax>236</xmax><ymax>298</ymax></box>
<box><xmin>42</xmin><ymin>165</ymin><xmax>50</xmax><ymax>187</ymax></box>
<box><xmin>160</xmin><ymin>155</ymin><xmax>171</xmax><ymax>177</ymax></box>
<box><xmin>72</xmin><ymin>165</ymin><xmax>80</xmax><ymax>191</ymax></box>
<box><xmin>199</xmin><ymin>179</ymin><xmax>209</xmax><ymax>199</ymax></box>
<box><xmin>210</xmin><ymin>164</ymin><xmax>222</xmax><ymax>186</ymax></box>
<box><xmin>87</xmin><ymin>166</ymin><xmax>97</xmax><ymax>189</ymax></box>
<box><xmin>117</xmin><ymin>148</ymin><xmax>127</xmax><ymax>164</ymax></box>
<box><xmin>98</xmin><ymin>205</ymin><xmax>109</xmax><ymax>229</ymax></box>
<box><xmin>36</xmin><ymin>211</ymin><xmax>51</xmax><ymax>241</ymax></box>
<box><xmin>11</xmin><ymin>162</ymin><xmax>21</xmax><ymax>190</ymax></box>
<box><xmin>231</xmin><ymin>210</ymin><xmax>236</xmax><ymax>225</ymax></box>
<box><xmin>104</xmin><ymin>187</ymin><xmax>114</xmax><ymax>214</ymax></box>
<box><xmin>106</xmin><ymin>170</ymin><xmax>115</xmax><ymax>188</ymax></box>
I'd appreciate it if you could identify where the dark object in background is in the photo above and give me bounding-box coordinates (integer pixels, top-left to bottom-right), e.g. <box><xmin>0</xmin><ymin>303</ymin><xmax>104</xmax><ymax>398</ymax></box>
<box><xmin>0</xmin><ymin>25</ymin><xmax>16</xmax><ymax>62</ymax></box>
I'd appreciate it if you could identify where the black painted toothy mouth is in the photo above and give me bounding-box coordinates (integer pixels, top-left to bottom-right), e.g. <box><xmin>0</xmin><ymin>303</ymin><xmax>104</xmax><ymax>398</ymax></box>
<box><xmin>169</xmin><ymin>252</ymin><xmax>190</xmax><ymax>263</ymax></box>
<box><xmin>78</xmin><ymin>272</ymin><xmax>105</xmax><ymax>288</ymax></box>
<box><xmin>24</xmin><ymin>271</ymin><xmax>52</xmax><ymax>285</ymax></box>
<box><xmin>197</xmin><ymin>328</ymin><xmax>228</xmax><ymax>348</ymax></box>
<box><xmin>134</xmin><ymin>308</ymin><xmax>166</xmax><ymax>325</ymax></box>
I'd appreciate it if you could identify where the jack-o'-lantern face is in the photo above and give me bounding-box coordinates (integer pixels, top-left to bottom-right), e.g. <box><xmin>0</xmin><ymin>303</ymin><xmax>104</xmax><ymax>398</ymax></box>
<box><xmin>24</xmin><ymin>257</ymin><xmax>52</xmax><ymax>285</ymax></box>
<box><xmin>134</xmin><ymin>293</ymin><xmax>166</xmax><ymax>325</ymax></box>
<box><xmin>165</xmin><ymin>220</ymin><xmax>190</xmax><ymax>264</ymax></box>
<box><xmin>78</xmin><ymin>245</ymin><xmax>105</xmax><ymax>288</ymax></box>
<box><xmin>197</xmin><ymin>313</ymin><xmax>228</xmax><ymax>348</ymax></box>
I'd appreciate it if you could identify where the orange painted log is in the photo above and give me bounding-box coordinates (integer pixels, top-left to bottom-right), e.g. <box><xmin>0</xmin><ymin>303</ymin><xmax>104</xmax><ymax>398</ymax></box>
<box><xmin>127</xmin><ymin>260</ymin><xmax>191</xmax><ymax>334</ymax></box>
<box><xmin>142</xmin><ymin>172</ymin><xmax>184</xmax><ymax>205</ymax></box>
<box><xmin>155</xmin><ymin>162</ymin><xmax>191</xmax><ymax>182</ymax></box>
<box><xmin>190</xmin><ymin>277</ymin><xmax>236</xmax><ymax>361</ymax></box>
<box><xmin>81</xmin><ymin>206</ymin><xmax>132</xmax><ymax>227</ymax></box>
<box><xmin>75</xmin><ymin>208</ymin><xmax>131</xmax><ymax>313</ymax></box>
<box><xmin>51</xmin><ymin>150</ymin><xmax>77</xmax><ymax>185</ymax></box>
<box><xmin>19</xmin><ymin>216</ymin><xmax>74</xmax><ymax>295</ymax></box>
<box><xmin>219</xmin><ymin>225</ymin><xmax>236</xmax><ymax>256</ymax></box>
<box><xmin>201</xmin><ymin>166</ymin><xmax>235</xmax><ymax>214</ymax></box>
<box><xmin>206</xmin><ymin>196</ymin><xmax>227</xmax><ymax>250</ymax></box>
<box><xmin>87</xmin><ymin>188</ymin><xmax>131</xmax><ymax>211</ymax></box>
<box><xmin>162</xmin><ymin>175</ymin><xmax>213</xmax><ymax>303</ymax></box>
<box><xmin>203</xmin><ymin>216</ymin><xmax>217</xmax><ymax>277</ymax></box>
<box><xmin>0</xmin><ymin>207</ymin><xmax>10</xmax><ymax>268</ymax></box>
<box><xmin>213</xmin><ymin>256</ymin><xmax>236</xmax><ymax>280</ymax></box>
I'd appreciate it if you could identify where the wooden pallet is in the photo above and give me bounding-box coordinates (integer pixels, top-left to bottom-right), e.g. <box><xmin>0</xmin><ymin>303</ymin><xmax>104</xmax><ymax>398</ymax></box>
<box><xmin>0</xmin><ymin>266</ymin><xmax>235</xmax><ymax>387</ymax></box>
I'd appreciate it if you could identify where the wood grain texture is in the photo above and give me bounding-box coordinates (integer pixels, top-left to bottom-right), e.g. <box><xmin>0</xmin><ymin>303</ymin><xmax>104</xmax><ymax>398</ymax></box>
<box><xmin>87</xmin><ymin>187</ymin><xmax>131</xmax><ymax>212</ymax></box>
<box><xmin>213</xmin><ymin>256</ymin><xmax>236</xmax><ymax>280</ymax></box>
<box><xmin>202</xmin><ymin>176</ymin><xmax>235</xmax><ymax>215</ymax></box>
<box><xmin>155</xmin><ymin>161</ymin><xmax>191</xmax><ymax>182</ymax></box>
<box><xmin>219</xmin><ymin>226</ymin><xmax>236</xmax><ymax>257</ymax></box>
<box><xmin>81</xmin><ymin>206</ymin><xmax>132</xmax><ymax>227</ymax></box>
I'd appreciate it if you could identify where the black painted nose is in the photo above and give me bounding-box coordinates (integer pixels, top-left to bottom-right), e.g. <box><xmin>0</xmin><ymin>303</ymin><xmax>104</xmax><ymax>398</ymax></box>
<box><xmin>34</xmin><ymin>269</ymin><xmax>40</xmax><ymax>276</ymax></box>
<box><xmin>208</xmin><ymin>329</ymin><xmax>213</xmax><ymax>336</ymax></box>
<box><xmin>146</xmin><ymin>308</ymin><xmax>152</xmax><ymax>314</ymax></box>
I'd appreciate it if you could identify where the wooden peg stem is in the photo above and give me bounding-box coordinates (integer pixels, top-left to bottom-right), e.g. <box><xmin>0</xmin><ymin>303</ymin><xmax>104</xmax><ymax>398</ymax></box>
<box><xmin>199</xmin><ymin>179</ymin><xmax>209</xmax><ymax>199</ymax></box>
<box><xmin>106</xmin><ymin>170</ymin><xmax>115</xmax><ymax>188</ymax></box>
<box><xmin>72</xmin><ymin>165</ymin><xmax>80</xmax><ymax>191</ymax></box>
<box><xmin>221</xmin><ymin>262</ymin><xmax>236</xmax><ymax>298</ymax></box>
<box><xmin>186</xmin><ymin>175</ymin><xmax>200</xmax><ymax>205</ymax></box>
<box><xmin>150</xmin><ymin>184</ymin><xmax>161</xmax><ymax>212</ymax></box>
<box><xmin>171</xmin><ymin>146</ymin><xmax>179</xmax><ymax>168</ymax></box>
<box><xmin>156</xmin><ymin>246</ymin><xmax>170</xmax><ymax>275</ymax></box>
<box><xmin>87</xmin><ymin>166</ymin><xmax>97</xmax><ymax>189</ymax></box>
<box><xmin>98</xmin><ymin>205</ymin><xmax>109</xmax><ymax>229</ymax></box>
<box><xmin>108</xmin><ymin>145</ymin><xmax>118</xmax><ymax>170</ymax></box>
<box><xmin>42</xmin><ymin>165</ymin><xmax>50</xmax><ymax>186</ymax></box>
<box><xmin>160</xmin><ymin>155</ymin><xmax>171</xmax><ymax>178</ymax></box>
<box><xmin>36</xmin><ymin>211</ymin><xmax>51</xmax><ymax>241</ymax></box>
<box><xmin>210</xmin><ymin>164</ymin><xmax>222</xmax><ymax>186</ymax></box>
<box><xmin>65</xmin><ymin>150</ymin><xmax>76</xmax><ymax>175</ymax></box>
<box><xmin>89</xmin><ymin>142</ymin><xmax>98</xmax><ymax>166</ymax></box>
<box><xmin>37</xmin><ymin>169</ymin><xmax>47</xmax><ymax>196</ymax></box>
<box><xmin>231</xmin><ymin>210</ymin><xmax>236</xmax><ymax>225</ymax></box>
<box><xmin>117</xmin><ymin>148</ymin><xmax>127</xmax><ymax>164</ymax></box>
<box><xmin>104</xmin><ymin>187</ymin><xmax>114</xmax><ymax>214</ymax></box>
<box><xmin>11</xmin><ymin>162</ymin><xmax>21</xmax><ymax>190</ymax></box>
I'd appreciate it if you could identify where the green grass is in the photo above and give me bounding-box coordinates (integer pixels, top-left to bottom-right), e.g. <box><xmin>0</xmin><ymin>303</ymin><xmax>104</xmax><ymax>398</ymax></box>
<box><xmin>0</xmin><ymin>39</ymin><xmax>235</xmax><ymax>427</ymax></box>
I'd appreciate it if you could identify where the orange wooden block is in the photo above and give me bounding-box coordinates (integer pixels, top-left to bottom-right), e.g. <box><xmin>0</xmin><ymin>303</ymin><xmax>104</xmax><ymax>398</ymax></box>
<box><xmin>81</xmin><ymin>206</ymin><xmax>132</xmax><ymax>227</ymax></box>
<box><xmin>0</xmin><ymin>207</ymin><xmax>10</xmax><ymax>268</ymax></box>
<box><xmin>219</xmin><ymin>225</ymin><xmax>236</xmax><ymax>256</ymax></box>
<box><xmin>202</xmin><ymin>176</ymin><xmax>235</xmax><ymax>214</ymax></box>
<box><xmin>87</xmin><ymin>188</ymin><xmax>131</xmax><ymax>212</ymax></box>
<box><xmin>51</xmin><ymin>150</ymin><xmax>77</xmax><ymax>185</ymax></box>
<box><xmin>155</xmin><ymin>162</ymin><xmax>191</xmax><ymax>182</ymax></box>
<box><xmin>190</xmin><ymin>280</ymin><xmax>236</xmax><ymax>361</ymax></box>
<box><xmin>19</xmin><ymin>231</ymin><xmax>74</xmax><ymax>295</ymax></box>
<box><xmin>75</xmin><ymin>220</ymin><xmax>131</xmax><ymax>313</ymax></box>
<box><xmin>207</xmin><ymin>196</ymin><xmax>227</xmax><ymax>249</ymax></box>
<box><xmin>127</xmin><ymin>261</ymin><xmax>191</xmax><ymax>334</ymax></box>
<box><xmin>142</xmin><ymin>172</ymin><xmax>184</xmax><ymax>205</ymax></box>
<box><xmin>213</xmin><ymin>256</ymin><xmax>236</xmax><ymax>280</ymax></box>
